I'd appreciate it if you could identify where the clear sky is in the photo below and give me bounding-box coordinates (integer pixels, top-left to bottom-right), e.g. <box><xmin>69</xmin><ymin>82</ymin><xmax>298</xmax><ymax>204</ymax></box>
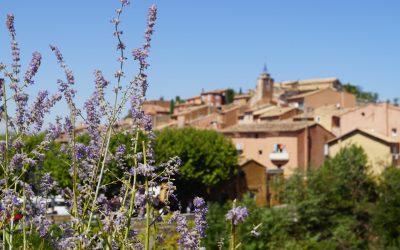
<box><xmin>0</xmin><ymin>0</ymin><xmax>399</xmax><ymax>122</ymax></box>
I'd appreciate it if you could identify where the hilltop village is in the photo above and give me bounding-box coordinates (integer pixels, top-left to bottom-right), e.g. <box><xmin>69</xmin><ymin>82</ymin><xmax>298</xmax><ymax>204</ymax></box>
<box><xmin>63</xmin><ymin>69</ymin><xmax>400</xmax><ymax>206</ymax></box>
<box><xmin>131</xmin><ymin>70</ymin><xmax>400</xmax><ymax>205</ymax></box>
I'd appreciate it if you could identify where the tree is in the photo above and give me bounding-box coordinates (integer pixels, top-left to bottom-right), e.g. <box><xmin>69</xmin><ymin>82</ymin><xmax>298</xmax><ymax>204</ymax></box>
<box><xmin>175</xmin><ymin>95</ymin><xmax>182</xmax><ymax>104</ymax></box>
<box><xmin>280</xmin><ymin>145</ymin><xmax>377</xmax><ymax>249</ymax></box>
<box><xmin>170</xmin><ymin>99</ymin><xmax>175</xmax><ymax>114</ymax></box>
<box><xmin>373</xmin><ymin>167</ymin><xmax>400</xmax><ymax>248</ymax></box>
<box><xmin>343</xmin><ymin>83</ymin><xmax>379</xmax><ymax>103</ymax></box>
<box><xmin>154</xmin><ymin>128</ymin><xmax>238</xmax><ymax>200</ymax></box>
<box><xmin>225</xmin><ymin>88</ymin><xmax>235</xmax><ymax>104</ymax></box>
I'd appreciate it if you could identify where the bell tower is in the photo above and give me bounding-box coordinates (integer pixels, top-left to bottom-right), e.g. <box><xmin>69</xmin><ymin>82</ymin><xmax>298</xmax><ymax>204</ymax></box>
<box><xmin>256</xmin><ymin>63</ymin><xmax>274</xmax><ymax>104</ymax></box>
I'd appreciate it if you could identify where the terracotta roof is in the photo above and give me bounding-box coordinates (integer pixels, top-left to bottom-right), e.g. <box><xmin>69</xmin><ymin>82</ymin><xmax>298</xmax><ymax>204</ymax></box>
<box><xmin>327</xmin><ymin>128</ymin><xmax>399</xmax><ymax>145</ymax></box>
<box><xmin>280</xmin><ymin>77</ymin><xmax>339</xmax><ymax>86</ymax></box>
<box><xmin>234</xmin><ymin>94</ymin><xmax>252</xmax><ymax>99</ymax></box>
<box><xmin>201</xmin><ymin>89</ymin><xmax>227</xmax><ymax>95</ymax></box>
<box><xmin>186</xmin><ymin>95</ymin><xmax>201</xmax><ymax>101</ymax></box>
<box><xmin>243</xmin><ymin>104</ymin><xmax>274</xmax><ymax>114</ymax></box>
<box><xmin>293</xmin><ymin>105</ymin><xmax>359</xmax><ymax>119</ymax></box>
<box><xmin>239</xmin><ymin>159</ymin><xmax>266</xmax><ymax>168</ymax></box>
<box><xmin>222</xmin><ymin>121</ymin><xmax>316</xmax><ymax>133</ymax></box>
<box><xmin>286</xmin><ymin>89</ymin><xmax>327</xmax><ymax>100</ymax></box>
<box><xmin>172</xmin><ymin>104</ymin><xmax>208</xmax><ymax>116</ymax></box>
<box><xmin>259</xmin><ymin>107</ymin><xmax>297</xmax><ymax>118</ymax></box>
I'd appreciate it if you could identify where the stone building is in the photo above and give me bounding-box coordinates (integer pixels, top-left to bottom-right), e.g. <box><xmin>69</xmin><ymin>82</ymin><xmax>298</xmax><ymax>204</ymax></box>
<box><xmin>222</xmin><ymin>122</ymin><xmax>335</xmax><ymax>177</ymax></box>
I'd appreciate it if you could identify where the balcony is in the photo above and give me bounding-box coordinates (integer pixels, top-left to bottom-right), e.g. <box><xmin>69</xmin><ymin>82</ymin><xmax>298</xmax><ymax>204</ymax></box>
<box><xmin>269</xmin><ymin>151</ymin><xmax>289</xmax><ymax>168</ymax></box>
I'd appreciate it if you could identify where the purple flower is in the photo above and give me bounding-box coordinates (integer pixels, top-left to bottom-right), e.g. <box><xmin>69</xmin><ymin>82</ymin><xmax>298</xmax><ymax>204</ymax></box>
<box><xmin>137</xmin><ymin>163</ymin><xmax>156</xmax><ymax>177</ymax></box>
<box><xmin>75</xmin><ymin>143</ymin><xmax>87</xmax><ymax>161</ymax></box>
<box><xmin>27</xmin><ymin>90</ymin><xmax>61</xmax><ymax>131</ymax></box>
<box><xmin>120</xmin><ymin>0</ymin><xmax>130</xmax><ymax>6</ymax></box>
<box><xmin>49</xmin><ymin>45</ymin><xmax>64</xmax><ymax>63</ymax></box>
<box><xmin>225</xmin><ymin>206</ymin><xmax>248</xmax><ymax>225</ymax></box>
<box><xmin>10</xmin><ymin>153</ymin><xmax>26</xmax><ymax>171</ymax></box>
<box><xmin>6</xmin><ymin>14</ymin><xmax>16</xmax><ymax>37</ymax></box>
<box><xmin>24</xmin><ymin>51</ymin><xmax>42</xmax><ymax>84</ymax></box>
<box><xmin>174</xmin><ymin>197</ymin><xmax>208</xmax><ymax>249</ymax></box>
<box><xmin>14</xmin><ymin>91</ymin><xmax>28</xmax><ymax>129</ymax></box>
<box><xmin>193</xmin><ymin>197</ymin><xmax>208</xmax><ymax>238</ymax></box>
<box><xmin>47</xmin><ymin>116</ymin><xmax>63</xmax><ymax>140</ymax></box>
<box><xmin>115</xmin><ymin>144</ymin><xmax>125</xmax><ymax>168</ymax></box>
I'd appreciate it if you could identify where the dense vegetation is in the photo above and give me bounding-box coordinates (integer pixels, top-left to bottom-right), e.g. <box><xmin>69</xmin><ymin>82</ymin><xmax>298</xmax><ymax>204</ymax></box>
<box><xmin>24</xmin><ymin>127</ymin><xmax>238</xmax><ymax>201</ymax></box>
<box><xmin>343</xmin><ymin>83</ymin><xmax>379</xmax><ymax>103</ymax></box>
<box><xmin>204</xmin><ymin>145</ymin><xmax>400</xmax><ymax>249</ymax></box>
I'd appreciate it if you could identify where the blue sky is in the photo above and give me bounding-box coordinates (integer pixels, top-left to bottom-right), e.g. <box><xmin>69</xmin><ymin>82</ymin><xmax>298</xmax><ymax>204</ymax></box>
<box><xmin>0</xmin><ymin>0</ymin><xmax>399</xmax><ymax>122</ymax></box>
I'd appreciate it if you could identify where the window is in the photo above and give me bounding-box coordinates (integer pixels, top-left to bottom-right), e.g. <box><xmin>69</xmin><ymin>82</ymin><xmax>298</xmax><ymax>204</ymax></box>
<box><xmin>258</xmin><ymin>150</ymin><xmax>263</xmax><ymax>155</ymax></box>
<box><xmin>273</xmin><ymin>144</ymin><xmax>286</xmax><ymax>153</ymax></box>
<box><xmin>332</xmin><ymin>116</ymin><xmax>341</xmax><ymax>127</ymax></box>
<box><xmin>392</xmin><ymin>128</ymin><xmax>398</xmax><ymax>137</ymax></box>
<box><xmin>236</xmin><ymin>143</ymin><xmax>243</xmax><ymax>154</ymax></box>
<box><xmin>361</xmin><ymin>112</ymin><xmax>365</xmax><ymax>116</ymax></box>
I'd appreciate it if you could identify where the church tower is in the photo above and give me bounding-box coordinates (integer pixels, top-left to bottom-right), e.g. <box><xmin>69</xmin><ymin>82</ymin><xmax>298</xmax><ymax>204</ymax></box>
<box><xmin>256</xmin><ymin>64</ymin><xmax>274</xmax><ymax>105</ymax></box>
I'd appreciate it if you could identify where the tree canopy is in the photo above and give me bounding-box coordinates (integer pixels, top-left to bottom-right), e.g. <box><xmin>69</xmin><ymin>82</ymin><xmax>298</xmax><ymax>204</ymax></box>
<box><xmin>154</xmin><ymin>127</ymin><xmax>238</xmax><ymax>199</ymax></box>
<box><xmin>343</xmin><ymin>83</ymin><xmax>379</xmax><ymax>103</ymax></box>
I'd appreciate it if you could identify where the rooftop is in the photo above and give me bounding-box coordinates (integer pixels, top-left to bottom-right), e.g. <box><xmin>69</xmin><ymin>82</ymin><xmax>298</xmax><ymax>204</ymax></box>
<box><xmin>222</xmin><ymin>121</ymin><xmax>316</xmax><ymax>133</ymax></box>
<box><xmin>259</xmin><ymin>106</ymin><xmax>298</xmax><ymax>118</ymax></box>
<box><xmin>280</xmin><ymin>77</ymin><xmax>340</xmax><ymax>86</ymax></box>
<box><xmin>327</xmin><ymin>128</ymin><xmax>399</xmax><ymax>145</ymax></box>
<box><xmin>293</xmin><ymin>105</ymin><xmax>359</xmax><ymax>119</ymax></box>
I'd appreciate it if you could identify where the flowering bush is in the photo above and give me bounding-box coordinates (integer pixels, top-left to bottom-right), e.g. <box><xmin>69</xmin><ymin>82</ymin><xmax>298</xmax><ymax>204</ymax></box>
<box><xmin>0</xmin><ymin>1</ymin><xmax>211</xmax><ymax>249</ymax></box>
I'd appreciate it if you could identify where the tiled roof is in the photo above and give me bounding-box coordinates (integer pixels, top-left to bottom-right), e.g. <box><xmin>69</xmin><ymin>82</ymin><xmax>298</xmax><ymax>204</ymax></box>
<box><xmin>222</xmin><ymin>121</ymin><xmax>316</xmax><ymax>133</ymax></box>
<box><xmin>201</xmin><ymin>89</ymin><xmax>227</xmax><ymax>95</ymax></box>
<box><xmin>327</xmin><ymin>128</ymin><xmax>399</xmax><ymax>145</ymax></box>
<box><xmin>280</xmin><ymin>77</ymin><xmax>339</xmax><ymax>86</ymax></box>
<box><xmin>292</xmin><ymin>105</ymin><xmax>359</xmax><ymax>119</ymax></box>
<box><xmin>286</xmin><ymin>89</ymin><xmax>327</xmax><ymax>100</ymax></box>
<box><xmin>173</xmin><ymin>104</ymin><xmax>208</xmax><ymax>116</ymax></box>
<box><xmin>234</xmin><ymin>94</ymin><xmax>252</xmax><ymax>99</ymax></box>
<box><xmin>259</xmin><ymin>107</ymin><xmax>297</xmax><ymax>118</ymax></box>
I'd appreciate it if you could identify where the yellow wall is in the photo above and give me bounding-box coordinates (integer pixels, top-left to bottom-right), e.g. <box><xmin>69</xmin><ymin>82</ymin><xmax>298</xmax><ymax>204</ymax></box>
<box><xmin>329</xmin><ymin>133</ymin><xmax>393</xmax><ymax>176</ymax></box>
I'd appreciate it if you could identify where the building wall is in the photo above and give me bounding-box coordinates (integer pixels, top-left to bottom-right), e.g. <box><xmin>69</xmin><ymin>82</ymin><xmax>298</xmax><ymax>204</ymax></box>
<box><xmin>231</xmin><ymin>134</ymin><xmax>300</xmax><ymax>176</ymax></box>
<box><xmin>176</xmin><ymin>106</ymin><xmax>211</xmax><ymax>127</ymax></box>
<box><xmin>228</xmin><ymin>125</ymin><xmax>333</xmax><ymax>177</ymax></box>
<box><xmin>201</xmin><ymin>93</ymin><xmax>224</xmax><ymax>107</ymax></box>
<box><xmin>259</xmin><ymin>109</ymin><xmax>302</xmax><ymax>122</ymax></box>
<box><xmin>218</xmin><ymin>107</ymin><xmax>241</xmax><ymax>129</ymax></box>
<box><xmin>186</xmin><ymin>97</ymin><xmax>202</xmax><ymax>105</ymax></box>
<box><xmin>388</xmin><ymin>105</ymin><xmax>400</xmax><ymax>140</ymax></box>
<box><xmin>304</xmin><ymin>89</ymin><xmax>356</xmax><ymax>109</ymax></box>
<box><xmin>189</xmin><ymin>113</ymin><xmax>218</xmax><ymax>129</ymax></box>
<box><xmin>281</xmin><ymin>81</ymin><xmax>340</xmax><ymax>91</ymax></box>
<box><xmin>329</xmin><ymin>133</ymin><xmax>393</xmax><ymax>176</ymax></box>
<box><xmin>234</xmin><ymin>98</ymin><xmax>249</xmax><ymax>106</ymax></box>
<box><xmin>339</xmin><ymin>103</ymin><xmax>400</xmax><ymax>138</ymax></box>
<box><xmin>309</xmin><ymin>125</ymin><xmax>335</xmax><ymax>168</ymax></box>
<box><xmin>241</xmin><ymin>162</ymin><xmax>267</xmax><ymax>206</ymax></box>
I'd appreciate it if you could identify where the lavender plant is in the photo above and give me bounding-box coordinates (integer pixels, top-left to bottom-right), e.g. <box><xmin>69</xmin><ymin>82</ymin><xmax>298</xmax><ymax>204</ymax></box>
<box><xmin>0</xmin><ymin>0</ymin><xmax>210</xmax><ymax>249</ymax></box>
<box><xmin>225</xmin><ymin>200</ymin><xmax>248</xmax><ymax>250</ymax></box>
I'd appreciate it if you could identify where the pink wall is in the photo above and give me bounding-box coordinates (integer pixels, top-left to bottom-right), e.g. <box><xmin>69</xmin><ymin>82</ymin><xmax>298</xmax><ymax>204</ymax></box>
<box><xmin>305</xmin><ymin>89</ymin><xmax>356</xmax><ymax>109</ymax></box>
<box><xmin>231</xmin><ymin>134</ymin><xmax>300</xmax><ymax>175</ymax></box>
<box><xmin>339</xmin><ymin>103</ymin><xmax>400</xmax><ymax>138</ymax></box>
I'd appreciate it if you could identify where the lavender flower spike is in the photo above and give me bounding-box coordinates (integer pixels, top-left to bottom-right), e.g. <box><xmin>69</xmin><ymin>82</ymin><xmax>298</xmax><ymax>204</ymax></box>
<box><xmin>24</xmin><ymin>51</ymin><xmax>42</xmax><ymax>84</ymax></box>
<box><xmin>225</xmin><ymin>206</ymin><xmax>248</xmax><ymax>225</ymax></box>
<box><xmin>6</xmin><ymin>13</ymin><xmax>16</xmax><ymax>38</ymax></box>
<box><xmin>193</xmin><ymin>197</ymin><xmax>208</xmax><ymax>238</ymax></box>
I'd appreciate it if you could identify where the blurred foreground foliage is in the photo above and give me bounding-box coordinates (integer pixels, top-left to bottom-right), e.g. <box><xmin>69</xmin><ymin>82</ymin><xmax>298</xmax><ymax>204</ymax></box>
<box><xmin>23</xmin><ymin>127</ymin><xmax>238</xmax><ymax>199</ymax></box>
<box><xmin>204</xmin><ymin>145</ymin><xmax>400</xmax><ymax>249</ymax></box>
